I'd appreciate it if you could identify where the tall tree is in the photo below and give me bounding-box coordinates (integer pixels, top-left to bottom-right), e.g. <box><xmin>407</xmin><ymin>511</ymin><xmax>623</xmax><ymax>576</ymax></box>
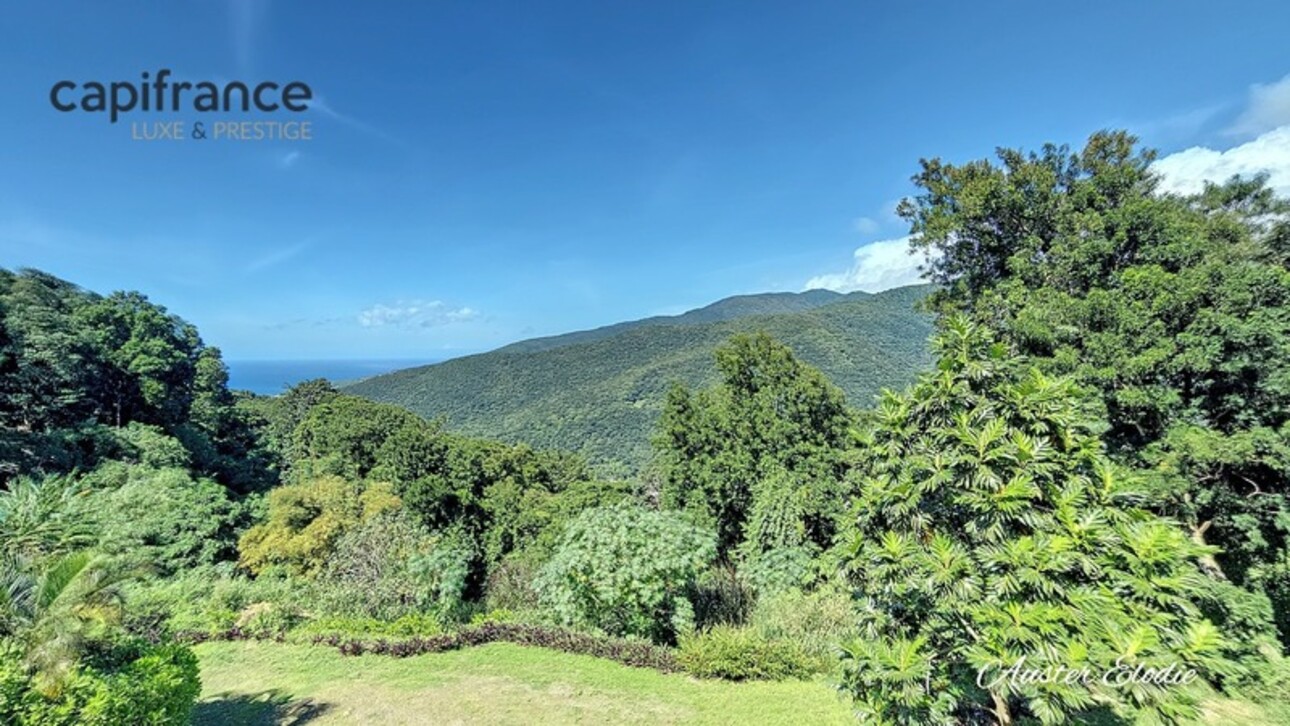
<box><xmin>74</xmin><ymin>291</ymin><xmax>201</xmax><ymax>428</ymax></box>
<box><xmin>654</xmin><ymin>333</ymin><xmax>853</xmax><ymax>557</ymax></box>
<box><xmin>901</xmin><ymin>130</ymin><xmax>1290</xmax><ymax>642</ymax></box>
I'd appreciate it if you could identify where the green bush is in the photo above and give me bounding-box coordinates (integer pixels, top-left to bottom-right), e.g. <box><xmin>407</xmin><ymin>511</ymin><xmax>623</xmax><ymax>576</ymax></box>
<box><xmin>677</xmin><ymin>625</ymin><xmax>813</xmax><ymax>681</ymax></box>
<box><xmin>689</xmin><ymin>564</ymin><xmax>754</xmax><ymax>630</ymax></box>
<box><xmin>292</xmin><ymin>613</ymin><xmax>444</xmax><ymax>640</ymax></box>
<box><xmin>740</xmin><ymin>546</ymin><xmax>817</xmax><ymax>597</ymax></box>
<box><xmin>88</xmin><ymin>464</ymin><xmax>242</xmax><ymax>574</ymax></box>
<box><xmin>483</xmin><ymin>553</ymin><xmax>542</xmax><ymax>612</ymax></box>
<box><xmin>235</xmin><ymin>602</ymin><xmax>301</xmax><ymax>638</ymax></box>
<box><xmin>108</xmin><ymin>423</ymin><xmax>190</xmax><ymax>470</ymax></box>
<box><xmin>536</xmin><ymin>504</ymin><xmax>715</xmax><ymax>644</ymax></box>
<box><xmin>842</xmin><ymin>319</ymin><xmax>1231</xmax><ymax>724</ymax></box>
<box><xmin>123</xmin><ymin>569</ymin><xmax>297</xmax><ymax>638</ymax></box>
<box><xmin>308</xmin><ymin>516</ymin><xmax>475</xmax><ymax>626</ymax></box>
<box><xmin>748</xmin><ymin>586</ymin><xmax>856</xmax><ymax>671</ymax></box>
<box><xmin>0</xmin><ymin>640</ymin><xmax>200</xmax><ymax>725</ymax></box>
<box><xmin>406</xmin><ymin>534</ymin><xmax>474</xmax><ymax>624</ymax></box>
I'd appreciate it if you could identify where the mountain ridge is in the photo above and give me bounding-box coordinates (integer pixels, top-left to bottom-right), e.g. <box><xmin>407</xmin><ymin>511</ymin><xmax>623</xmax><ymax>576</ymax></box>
<box><xmin>496</xmin><ymin>288</ymin><xmax>859</xmax><ymax>355</ymax></box>
<box><xmin>344</xmin><ymin>285</ymin><xmax>934</xmax><ymax>472</ymax></box>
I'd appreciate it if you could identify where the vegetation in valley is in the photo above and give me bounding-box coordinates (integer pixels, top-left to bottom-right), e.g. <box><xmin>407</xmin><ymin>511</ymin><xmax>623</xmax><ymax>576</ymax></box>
<box><xmin>1</xmin><ymin>129</ymin><xmax>1289</xmax><ymax>725</ymax></box>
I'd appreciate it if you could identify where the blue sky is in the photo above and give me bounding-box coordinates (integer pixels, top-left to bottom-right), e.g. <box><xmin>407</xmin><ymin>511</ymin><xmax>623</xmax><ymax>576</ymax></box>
<box><xmin>3</xmin><ymin>1</ymin><xmax>1290</xmax><ymax>360</ymax></box>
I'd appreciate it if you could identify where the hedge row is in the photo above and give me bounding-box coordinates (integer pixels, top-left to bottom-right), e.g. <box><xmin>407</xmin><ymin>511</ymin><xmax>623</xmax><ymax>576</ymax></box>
<box><xmin>177</xmin><ymin>622</ymin><xmax>680</xmax><ymax>672</ymax></box>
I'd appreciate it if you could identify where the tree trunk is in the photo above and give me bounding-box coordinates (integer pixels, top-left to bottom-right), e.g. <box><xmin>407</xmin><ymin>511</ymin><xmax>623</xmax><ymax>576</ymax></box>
<box><xmin>991</xmin><ymin>691</ymin><xmax>1012</xmax><ymax>725</ymax></box>
<box><xmin>1191</xmin><ymin>520</ymin><xmax>1228</xmax><ymax>581</ymax></box>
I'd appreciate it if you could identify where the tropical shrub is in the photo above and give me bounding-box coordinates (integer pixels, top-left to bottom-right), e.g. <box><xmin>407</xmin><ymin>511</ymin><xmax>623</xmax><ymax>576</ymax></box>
<box><xmin>689</xmin><ymin>564</ymin><xmax>755</xmax><ymax>631</ymax></box>
<box><xmin>311</xmin><ymin>510</ymin><xmax>473</xmax><ymax>625</ymax></box>
<box><xmin>122</xmin><ymin>568</ymin><xmax>297</xmax><ymax>639</ymax></box>
<box><xmin>483</xmin><ymin>553</ymin><xmax>542</xmax><ymax>612</ymax></box>
<box><xmin>406</xmin><ymin>534</ymin><xmax>474</xmax><ymax>624</ymax></box>
<box><xmin>311</xmin><ymin>510</ymin><xmax>440</xmax><ymax>620</ymax></box>
<box><xmin>536</xmin><ymin>504</ymin><xmax>715</xmax><ymax>643</ymax></box>
<box><xmin>237</xmin><ymin>476</ymin><xmax>400</xmax><ymax>576</ymax></box>
<box><xmin>0</xmin><ymin>552</ymin><xmax>133</xmax><ymax>693</ymax></box>
<box><xmin>740</xmin><ymin>545</ymin><xmax>817</xmax><ymax>597</ymax></box>
<box><xmin>0</xmin><ymin>477</ymin><xmax>94</xmax><ymax>561</ymax></box>
<box><xmin>841</xmin><ymin>319</ymin><xmax>1231</xmax><ymax>725</ymax></box>
<box><xmin>677</xmin><ymin>625</ymin><xmax>813</xmax><ymax>681</ymax></box>
<box><xmin>749</xmin><ymin>585</ymin><xmax>856</xmax><ymax>671</ymax></box>
<box><xmin>0</xmin><ymin>639</ymin><xmax>200</xmax><ymax>725</ymax></box>
<box><xmin>107</xmin><ymin>423</ymin><xmax>190</xmax><ymax>470</ymax></box>
<box><xmin>89</xmin><ymin>465</ymin><xmax>242</xmax><ymax>574</ymax></box>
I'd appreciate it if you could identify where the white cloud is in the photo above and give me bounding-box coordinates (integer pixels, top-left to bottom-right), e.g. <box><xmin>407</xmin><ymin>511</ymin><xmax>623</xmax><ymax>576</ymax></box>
<box><xmin>804</xmin><ymin>237</ymin><xmax>926</xmax><ymax>293</ymax></box>
<box><xmin>1228</xmin><ymin>73</ymin><xmax>1290</xmax><ymax>137</ymax></box>
<box><xmin>358</xmin><ymin>300</ymin><xmax>478</xmax><ymax>328</ymax></box>
<box><xmin>1153</xmin><ymin>125</ymin><xmax>1290</xmax><ymax>196</ymax></box>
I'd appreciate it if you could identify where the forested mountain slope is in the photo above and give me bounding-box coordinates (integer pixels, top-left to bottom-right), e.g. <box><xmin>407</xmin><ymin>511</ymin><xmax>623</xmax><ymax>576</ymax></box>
<box><xmin>345</xmin><ymin>285</ymin><xmax>934</xmax><ymax>471</ymax></box>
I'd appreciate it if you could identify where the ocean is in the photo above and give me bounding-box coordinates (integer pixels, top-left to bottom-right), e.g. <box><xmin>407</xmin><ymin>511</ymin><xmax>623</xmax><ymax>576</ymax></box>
<box><xmin>225</xmin><ymin>359</ymin><xmax>440</xmax><ymax>396</ymax></box>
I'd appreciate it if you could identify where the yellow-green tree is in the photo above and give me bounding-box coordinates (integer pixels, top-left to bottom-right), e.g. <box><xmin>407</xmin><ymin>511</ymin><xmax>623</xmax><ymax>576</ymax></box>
<box><xmin>238</xmin><ymin>476</ymin><xmax>400</xmax><ymax>577</ymax></box>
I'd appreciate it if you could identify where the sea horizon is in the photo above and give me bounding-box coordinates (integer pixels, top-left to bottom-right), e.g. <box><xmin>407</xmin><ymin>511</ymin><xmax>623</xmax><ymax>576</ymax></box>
<box><xmin>226</xmin><ymin>358</ymin><xmax>444</xmax><ymax>396</ymax></box>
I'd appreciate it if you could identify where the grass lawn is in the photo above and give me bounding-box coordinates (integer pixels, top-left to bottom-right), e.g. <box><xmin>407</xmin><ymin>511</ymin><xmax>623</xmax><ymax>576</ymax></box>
<box><xmin>193</xmin><ymin>641</ymin><xmax>1288</xmax><ymax>725</ymax></box>
<box><xmin>192</xmin><ymin>640</ymin><xmax>856</xmax><ymax>725</ymax></box>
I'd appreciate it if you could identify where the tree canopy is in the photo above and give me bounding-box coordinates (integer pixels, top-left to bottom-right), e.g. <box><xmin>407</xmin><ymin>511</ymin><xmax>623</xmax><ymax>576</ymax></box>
<box><xmin>902</xmin><ymin>130</ymin><xmax>1290</xmax><ymax>643</ymax></box>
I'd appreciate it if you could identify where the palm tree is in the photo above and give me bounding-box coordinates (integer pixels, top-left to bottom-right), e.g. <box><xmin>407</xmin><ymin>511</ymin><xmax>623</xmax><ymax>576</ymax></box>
<box><xmin>0</xmin><ymin>551</ymin><xmax>131</xmax><ymax>694</ymax></box>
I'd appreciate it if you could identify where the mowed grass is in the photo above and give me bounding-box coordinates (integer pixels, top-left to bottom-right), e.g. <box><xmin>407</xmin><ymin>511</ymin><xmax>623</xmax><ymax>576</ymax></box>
<box><xmin>193</xmin><ymin>641</ymin><xmax>1288</xmax><ymax>725</ymax></box>
<box><xmin>192</xmin><ymin>640</ymin><xmax>856</xmax><ymax>725</ymax></box>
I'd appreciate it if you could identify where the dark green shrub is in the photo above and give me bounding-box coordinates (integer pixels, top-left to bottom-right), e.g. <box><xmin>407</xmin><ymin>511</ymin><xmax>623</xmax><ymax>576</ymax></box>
<box><xmin>689</xmin><ymin>564</ymin><xmax>754</xmax><ymax>630</ymax></box>
<box><xmin>108</xmin><ymin>423</ymin><xmax>190</xmax><ymax>470</ymax></box>
<box><xmin>740</xmin><ymin>545</ymin><xmax>817</xmax><ymax>597</ymax></box>
<box><xmin>88</xmin><ymin>464</ymin><xmax>242</xmax><ymax>574</ymax></box>
<box><xmin>842</xmin><ymin>320</ymin><xmax>1230</xmax><ymax>724</ymax></box>
<box><xmin>677</xmin><ymin>625</ymin><xmax>813</xmax><ymax>681</ymax></box>
<box><xmin>483</xmin><ymin>553</ymin><xmax>541</xmax><ymax>612</ymax></box>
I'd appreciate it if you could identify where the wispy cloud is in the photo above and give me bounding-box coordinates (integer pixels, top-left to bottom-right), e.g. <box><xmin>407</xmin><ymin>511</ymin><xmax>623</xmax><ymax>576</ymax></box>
<box><xmin>308</xmin><ymin>96</ymin><xmax>407</xmax><ymax>147</ymax></box>
<box><xmin>852</xmin><ymin>216</ymin><xmax>881</xmax><ymax>235</ymax></box>
<box><xmin>227</xmin><ymin>0</ymin><xmax>266</xmax><ymax>73</ymax></box>
<box><xmin>277</xmin><ymin>150</ymin><xmax>301</xmax><ymax>169</ymax></box>
<box><xmin>1227</xmin><ymin>72</ymin><xmax>1290</xmax><ymax>138</ymax></box>
<box><xmin>246</xmin><ymin>241</ymin><xmax>310</xmax><ymax>273</ymax></box>
<box><xmin>358</xmin><ymin>300</ymin><xmax>478</xmax><ymax>328</ymax></box>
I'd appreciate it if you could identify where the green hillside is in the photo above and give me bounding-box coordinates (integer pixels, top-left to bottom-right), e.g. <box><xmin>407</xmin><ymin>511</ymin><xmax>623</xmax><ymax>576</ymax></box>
<box><xmin>497</xmin><ymin>288</ymin><xmax>852</xmax><ymax>354</ymax></box>
<box><xmin>344</xmin><ymin>285</ymin><xmax>934</xmax><ymax>472</ymax></box>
